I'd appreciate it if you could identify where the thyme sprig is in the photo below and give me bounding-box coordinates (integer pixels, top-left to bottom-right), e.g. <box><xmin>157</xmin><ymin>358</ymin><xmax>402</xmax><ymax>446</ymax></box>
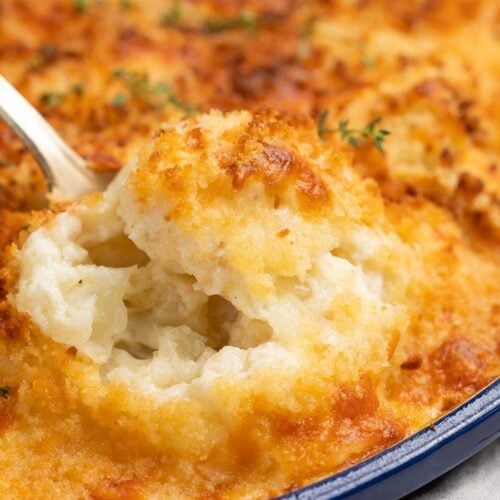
<box><xmin>161</xmin><ymin>5</ymin><xmax>258</xmax><ymax>35</ymax></box>
<box><xmin>317</xmin><ymin>110</ymin><xmax>390</xmax><ymax>152</ymax></box>
<box><xmin>113</xmin><ymin>68</ymin><xmax>198</xmax><ymax>114</ymax></box>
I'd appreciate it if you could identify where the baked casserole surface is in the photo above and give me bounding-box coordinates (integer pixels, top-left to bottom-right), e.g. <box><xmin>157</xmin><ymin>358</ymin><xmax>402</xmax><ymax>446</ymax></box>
<box><xmin>0</xmin><ymin>1</ymin><xmax>499</xmax><ymax>498</ymax></box>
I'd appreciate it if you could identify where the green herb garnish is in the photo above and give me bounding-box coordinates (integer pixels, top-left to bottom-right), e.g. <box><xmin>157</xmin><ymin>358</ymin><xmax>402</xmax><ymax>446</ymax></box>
<box><xmin>40</xmin><ymin>91</ymin><xmax>65</xmax><ymax>107</ymax></box>
<box><xmin>203</xmin><ymin>10</ymin><xmax>257</xmax><ymax>35</ymax></box>
<box><xmin>317</xmin><ymin>109</ymin><xmax>339</xmax><ymax>140</ymax></box>
<box><xmin>119</xmin><ymin>0</ymin><xmax>134</xmax><ymax>9</ymax></box>
<box><xmin>360</xmin><ymin>117</ymin><xmax>390</xmax><ymax>152</ymax></box>
<box><xmin>110</xmin><ymin>92</ymin><xmax>129</xmax><ymax>107</ymax></box>
<box><xmin>167</xmin><ymin>93</ymin><xmax>199</xmax><ymax>115</ymax></box>
<box><xmin>161</xmin><ymin>2</ymin><xmax>182</xmax><ymax>27</ymax></box>
<box><xmin>74</xmin><ymin>0</ymin><xmax>89</xmax><ymax>13</ymax></box>
<box><xmin>361</xmin><ymin>56</ymin><xmax>376</xmax><ymax>69</ymax></box>
<box><xmin>161</xmin><ymin>6</ymin><xmax>258</xmax><ymax>35</ymax></box>
<box><xmin>317</xmin><ymin>110</ymin><xmax>390</xmax><ymax>152</ymax></box>
<box><xmin>113</xmin><ymin>68</ymin><xmax>198</xmax><ymax>114</ymax></box>
<box><xmin>40</xmin><ymin>84</ymin><xmax>84</xmax><ymax>107</ymax></box>
<box><xmin>0</xmin><ymin>386</ymin><xmax>12</xmax><ymax>399</ymax></box>
<box><xmin>298</xmin><ymin>16</ymin><xmax>315</xmax><ymax>59</ymax></box>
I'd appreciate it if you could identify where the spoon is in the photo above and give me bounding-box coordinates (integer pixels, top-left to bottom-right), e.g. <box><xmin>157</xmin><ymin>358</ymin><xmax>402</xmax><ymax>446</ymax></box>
<box><xmin>0</xmin><ymin>75</ymin><xmax>110</xmax><ymax>199</ymax></box>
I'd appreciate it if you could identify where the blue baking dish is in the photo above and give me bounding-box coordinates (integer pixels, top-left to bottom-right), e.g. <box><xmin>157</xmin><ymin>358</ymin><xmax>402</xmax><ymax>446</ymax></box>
<box><xmin>280</xmin><ymin>378</ymin><xmax>500</xmax><ymax>500</ymax></box>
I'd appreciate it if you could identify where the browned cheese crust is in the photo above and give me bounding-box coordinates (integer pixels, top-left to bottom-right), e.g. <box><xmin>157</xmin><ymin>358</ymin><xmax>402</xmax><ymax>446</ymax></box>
<box><xmin>0</xmin><ymin>1</ymin><xmax>499</xmax><ymax>499</ymax></box>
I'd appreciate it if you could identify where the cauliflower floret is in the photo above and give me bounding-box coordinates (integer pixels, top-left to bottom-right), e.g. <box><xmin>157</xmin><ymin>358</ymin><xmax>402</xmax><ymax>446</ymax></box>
<box><xmin>12</xmin><ymin>110</ymin><xmax>412</xmax><ymax>454</ymax></box>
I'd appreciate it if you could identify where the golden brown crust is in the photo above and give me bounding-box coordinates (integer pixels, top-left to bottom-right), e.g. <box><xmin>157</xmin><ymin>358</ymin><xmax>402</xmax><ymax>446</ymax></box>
<box><xmin>135</xmin><ymin>110</ymin><xmax>335</xmax><ymax>217</ymax></box>
<box><xmin>0</xmin><ymin>1</ymin><xmax>499</xmax><ymax>498</ymax></box>
<box><xmin>1</xmin><ymin>0</ymin><xmax>498</xmax><ymax>226</ymax></box>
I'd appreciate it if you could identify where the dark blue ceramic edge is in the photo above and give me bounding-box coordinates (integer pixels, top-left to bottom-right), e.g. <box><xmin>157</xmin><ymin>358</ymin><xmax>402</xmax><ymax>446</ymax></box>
<box><xmin>280</xmin><ymin>378</ymin><xmax>500</xmax><ymax>500</ymax></box>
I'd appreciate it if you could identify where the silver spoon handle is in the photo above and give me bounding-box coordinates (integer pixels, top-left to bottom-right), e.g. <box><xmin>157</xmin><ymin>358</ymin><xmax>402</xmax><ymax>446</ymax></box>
<box><xmin>0</xmin><ymin>75</ymin><xmax>106</xmax><ymax>199</ymax></box>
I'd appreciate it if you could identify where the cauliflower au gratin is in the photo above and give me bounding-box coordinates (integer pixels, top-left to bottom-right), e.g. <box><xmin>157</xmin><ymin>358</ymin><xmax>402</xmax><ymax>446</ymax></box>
<box><xmin>0</xmin><ymin>1</ymin><xmax>499</xmax><ymax>499</ymax></box>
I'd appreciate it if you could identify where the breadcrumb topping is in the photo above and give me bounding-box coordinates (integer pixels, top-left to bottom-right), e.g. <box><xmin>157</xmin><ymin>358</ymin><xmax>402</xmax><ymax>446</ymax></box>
<box><xmin>0</xmin><ymin>1</ymin><xmax>499</xmax><ymax>498</ymax></box>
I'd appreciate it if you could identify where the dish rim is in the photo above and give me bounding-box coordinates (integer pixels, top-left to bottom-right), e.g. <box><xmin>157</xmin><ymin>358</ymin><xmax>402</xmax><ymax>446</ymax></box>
<box><xmin>279</xmin><ymin>378</ymin><xmax>500</xmax><ymax>499</ymax></box>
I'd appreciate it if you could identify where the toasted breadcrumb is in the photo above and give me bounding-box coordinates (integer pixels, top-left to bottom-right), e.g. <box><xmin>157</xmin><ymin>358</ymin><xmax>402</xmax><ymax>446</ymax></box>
<box><xmin>0</xmin><ymin>1</ymin><xmax>499</xmax><ymax>498</ymax></box>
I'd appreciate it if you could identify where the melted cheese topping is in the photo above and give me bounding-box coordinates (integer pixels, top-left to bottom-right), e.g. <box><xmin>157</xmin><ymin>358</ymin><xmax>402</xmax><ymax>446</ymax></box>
<box><xmin>0</xmin><ymin>1</ymin><xmax>499</xmax><ymax>498</ymax></box>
